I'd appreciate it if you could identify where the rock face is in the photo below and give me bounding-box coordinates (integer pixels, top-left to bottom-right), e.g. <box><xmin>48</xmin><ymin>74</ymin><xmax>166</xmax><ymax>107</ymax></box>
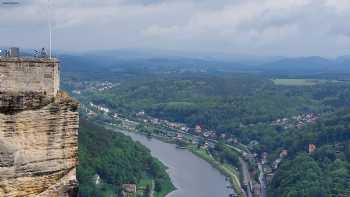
<box><xmin>0</xmin><ymin>90</ymin><xmax>79</xmax><ymax>197</ymax></box>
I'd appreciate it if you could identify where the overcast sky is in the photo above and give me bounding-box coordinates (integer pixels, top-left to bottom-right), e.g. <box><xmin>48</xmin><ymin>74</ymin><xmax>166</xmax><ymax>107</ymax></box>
<box><xmin>0</xmin><ymin>0</ymin><xmax>349</xmax><ymax>57</ymax></box>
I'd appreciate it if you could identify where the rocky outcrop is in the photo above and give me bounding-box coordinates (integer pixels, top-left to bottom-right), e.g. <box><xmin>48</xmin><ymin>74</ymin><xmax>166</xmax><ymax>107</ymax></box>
<box><xmin>0</xmin><ymin>91</ymin><xmax>79</xmax><ymax>197</ymax></box>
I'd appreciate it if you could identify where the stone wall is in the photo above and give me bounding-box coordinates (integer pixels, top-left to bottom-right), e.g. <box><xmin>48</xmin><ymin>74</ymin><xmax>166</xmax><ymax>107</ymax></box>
<box><xmin>0</xmin><ymin>58</ymin><xmax>60</xmax><ymax>98</ymax></box>
<box><xmin>0</xmin><ymin>91</ymin><xmax>79</xmax><ymax>197</ymax></box>
<box><xmin>0</xmin><ymin>92</ymin><xmax>52</xmax><ymax>113</ymax></box>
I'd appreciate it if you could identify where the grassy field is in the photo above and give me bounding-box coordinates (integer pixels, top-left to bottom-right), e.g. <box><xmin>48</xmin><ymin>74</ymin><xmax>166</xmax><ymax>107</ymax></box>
<box><xmin>272</xmin><ymin>78</ymin><xmax>333</xmax><ymax>86</ymax></box>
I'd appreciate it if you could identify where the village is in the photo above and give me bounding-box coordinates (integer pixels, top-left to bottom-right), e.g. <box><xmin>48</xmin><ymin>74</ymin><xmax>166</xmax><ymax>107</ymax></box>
<box><xmin>271</xmin><ymin>113</ymin><xmax>319</xmax><ymax>129</ymax></box>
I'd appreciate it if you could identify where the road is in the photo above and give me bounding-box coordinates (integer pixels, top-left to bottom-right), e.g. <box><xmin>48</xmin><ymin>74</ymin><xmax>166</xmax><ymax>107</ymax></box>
<box><xmin>150</xmin><ymin>180</ymin><xmax>154</xmax><ymax>197</ymax></box>
<box><xmin>258</xmin><ymin>163</ymin><xmax>267</xmax><ymax>197</ymax></box>
<box><xmin>239</xmin><ymin>158</ymin><xmax>253</xmax><ymax>197</ymax></box>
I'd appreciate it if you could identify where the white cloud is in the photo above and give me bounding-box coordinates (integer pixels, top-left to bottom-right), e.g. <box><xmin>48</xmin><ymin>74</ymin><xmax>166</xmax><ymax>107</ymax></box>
<box><xmin>0</xmin><ymin>0</ymin><xmax>349</xmax><ymax>57</ymax></box>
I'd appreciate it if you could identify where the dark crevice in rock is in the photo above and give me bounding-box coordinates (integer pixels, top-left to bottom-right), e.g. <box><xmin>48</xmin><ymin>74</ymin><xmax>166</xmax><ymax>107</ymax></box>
<box><xmin>0</xmin><ymin>91</ymin><xmax>53</xmax><ymax>114</ymax></box>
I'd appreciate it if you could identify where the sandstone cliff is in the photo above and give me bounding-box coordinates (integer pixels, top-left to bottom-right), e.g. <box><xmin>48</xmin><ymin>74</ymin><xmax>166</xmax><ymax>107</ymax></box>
<box><xmin>0</xmin><ymin>91</ymin><xmax>79</xmax><ymax>197</ymax></box>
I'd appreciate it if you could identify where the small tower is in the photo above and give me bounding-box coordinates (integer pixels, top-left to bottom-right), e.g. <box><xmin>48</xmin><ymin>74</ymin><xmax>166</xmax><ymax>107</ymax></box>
<box><xmin>0</xmin><ymin>47</ymin><xmax>60</xmax><ymax>111</ymax></box>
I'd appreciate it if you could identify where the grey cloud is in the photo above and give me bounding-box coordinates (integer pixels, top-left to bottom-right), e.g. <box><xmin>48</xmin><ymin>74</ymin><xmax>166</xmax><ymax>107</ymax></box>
<box><xmin>0</xmin><ymin>0</ymin><xmax>349</xmax><ymax>57</ymax></box>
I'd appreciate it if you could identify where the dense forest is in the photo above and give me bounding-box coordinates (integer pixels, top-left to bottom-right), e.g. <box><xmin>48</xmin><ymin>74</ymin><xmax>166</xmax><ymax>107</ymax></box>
<box><xmin>89</xmin><ymin>74</ymin><xmax>317</xmax><ymax>130</ymax></box>
<box><xmin>268</xmin><ymin>110</ymin><xmax>350</xmax><ymax>196</ymax></box>
<box><xmin>78</xmin><ymin>118</ymin><xmax>174</xmax><ymax>197</ymax></box>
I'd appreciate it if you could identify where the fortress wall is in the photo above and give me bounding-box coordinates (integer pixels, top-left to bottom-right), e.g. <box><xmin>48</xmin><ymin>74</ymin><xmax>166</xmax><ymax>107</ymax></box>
<box><xmin>0</xmin><ymin>58</ymin><xmax>60</xmax><ymax>98</ymax></box>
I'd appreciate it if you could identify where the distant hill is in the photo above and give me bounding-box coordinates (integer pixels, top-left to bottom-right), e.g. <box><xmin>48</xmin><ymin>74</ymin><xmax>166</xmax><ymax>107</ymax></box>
<box><xmin>58</xmin><ymin>50</ymin><xmax>350</xmax><ymax>75</ymax></box>
<box><xmin>260</xmin><ymin>56</ymin><xmax>350</xmax><ymax>75</ymax></box>
<box><xmin>260</xmin><ymin>56</ymin><xmax>333</xmax><ymax>73</ymax></box>
<box><xmin>59</xmin><ymin>53</ymin><xmax>251</xmax><ymax>74</ymax></box>
<box><xmin>337</xmin><ymin>55</ymin><xmax>350</xmax><ymax>63</ymax></box>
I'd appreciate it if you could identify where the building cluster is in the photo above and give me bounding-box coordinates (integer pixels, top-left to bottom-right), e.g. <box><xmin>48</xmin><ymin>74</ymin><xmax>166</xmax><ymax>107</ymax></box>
<box><xmin>193</xmin><ymin>125</ymin><xmax>218</xmax><ymax>139</ymax></box>
<box><xmin>293</xmin><ymin>113</ymin><xmax>319</xmax><ymax>128</ymax></box>
<box><xmin>96</xmin><ymin>81</ymin><xmax>114</xmax><ymax>91</ymax></box>
<box><xmin>72</xmin><ymin>90</ymin><xmax>81</xmax><ymax>95</ymax></box>
<box><xmin>261</xmin><ymin>149</ymin><xmax>288</xmax><ymax>185</ymax></box>
<box><xmin>136</xmin><ymin>111</ymin><xmax>253</xmax><ymax>149</ymax></box>
<box><xmin>121</xmin><ymin>184</ymin><xmax>137</xmax><ymax>197</ymax></box>
<box><xmin>138</xmin><ymin>112</ymin><xmax>189</xmax><ymax>132</ymax></box>
<box><xmin>271</xmin><ymin>150</ymin><xmax>288</xmax><ymax>170</ymax></box>
<box><xmin>144</xmin><ymin>115</ymin><xmax>220</xmax><ymax>141</ymax></box>
<box><xmin>308</xmin><ymin>144</ymin><xmax>317</xmax><ymax>154</ymax></box>
<box><xmin>89</xmin><ymin>102</ymin><xmax>110</xmax><ymax>113</ymax></box>
<box><xmin>68</xmin><ymin>81</ymin><xmax>118</xmax><ymax>95</ymax></box>
<box><xmin>79</xmin><ymin>104</ymin><xmax>97</xmax><ymax>117</ymax></box>
<box><xmin>133</xmin><ymin>111</ymin><xmax>221</xmax><ymax>148</ymax></box>
<box><xmin>272</xmin><ymin>113</ymin><xmax>319</xmax><ymax>129</ymax></box>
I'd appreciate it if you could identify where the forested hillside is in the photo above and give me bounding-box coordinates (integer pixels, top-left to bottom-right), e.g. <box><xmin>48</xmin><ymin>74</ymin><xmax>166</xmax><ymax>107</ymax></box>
<box><xmin>88</xmin><ymin>74</ymin><xmax>317</xmax><ymax>132</ymax></box>
<box><xmin>78</xmin><ymin>119</ymin><xmax>174</xmax><ymax>197</ymax></box>
<box><xmin>269</xmin><ymin>109</ymin><xmax>350</xmax><ymax>196</ymax></box>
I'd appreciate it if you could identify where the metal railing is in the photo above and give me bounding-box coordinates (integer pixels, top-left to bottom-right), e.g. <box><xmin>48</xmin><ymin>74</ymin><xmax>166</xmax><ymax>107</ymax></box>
<box><xmin>0</xmin><ymin>48</ymin><xmax>54</xmax><ymax>60</ymax></box>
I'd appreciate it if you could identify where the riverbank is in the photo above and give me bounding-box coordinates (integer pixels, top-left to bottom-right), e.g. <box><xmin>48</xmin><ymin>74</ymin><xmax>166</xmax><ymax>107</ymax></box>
<box><xmin>153</xmin><ymin>160</ymin><xmax>176</xmax><ymax>197</ymax></box>
<box><xmin>190</xmin><ymin>147</ymin><xmax>245</xmax><ymax>197</ymax></box>
<box><xmin>136</xmin><ymin>129</ymin><xmax>244</xmax><ymax>197</ymax></box>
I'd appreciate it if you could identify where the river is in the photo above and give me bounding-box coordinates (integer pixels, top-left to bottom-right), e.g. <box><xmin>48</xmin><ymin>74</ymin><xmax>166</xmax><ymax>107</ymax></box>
<box><xmin>113</xmin><ymin>128</ymin><xmax>234</xmax><ymax>197</ymax></box>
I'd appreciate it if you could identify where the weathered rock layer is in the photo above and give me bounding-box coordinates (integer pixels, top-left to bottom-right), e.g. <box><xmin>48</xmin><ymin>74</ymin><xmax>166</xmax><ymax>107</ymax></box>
<box><xmin>0</xmin><ymin>91</ymin><xmax>79</xmax><ymax>197</ymax></box>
